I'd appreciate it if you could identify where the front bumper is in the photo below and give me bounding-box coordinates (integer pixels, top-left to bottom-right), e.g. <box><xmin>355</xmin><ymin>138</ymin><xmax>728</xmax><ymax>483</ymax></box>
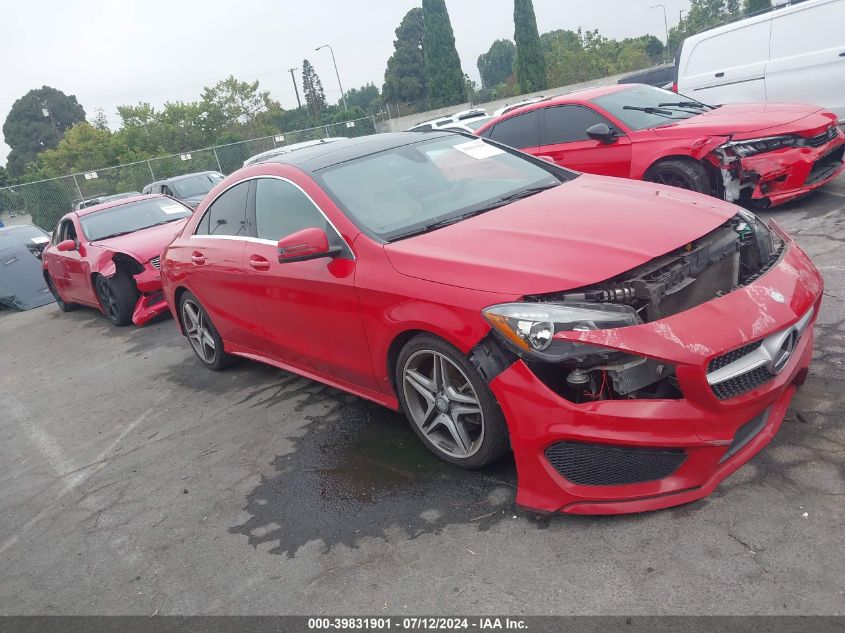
<box><xmin>130</xmin><ymin>266</ymin><xmax>168</xmax><ymax>326</ymax></box>
<box><xmin>490</xmin><ymin>226</ymin><xmax>823</xmax><ymax>515</ymax></box>
<box><xmin>727</xmin><ymin>129</ymin><xmax>845</xmax><ymax>207</ymax></box>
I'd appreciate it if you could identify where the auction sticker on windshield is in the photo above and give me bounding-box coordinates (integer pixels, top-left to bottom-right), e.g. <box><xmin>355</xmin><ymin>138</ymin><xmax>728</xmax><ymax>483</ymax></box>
<box><xmin>454</xmin><ymin>139</ymin><xmax>505</xmax><ymax>160</ymax></box>
<box><xmin>161</xmin><ymin>203</ymin><xmax>187</xmax><ymax>214</ymax></box>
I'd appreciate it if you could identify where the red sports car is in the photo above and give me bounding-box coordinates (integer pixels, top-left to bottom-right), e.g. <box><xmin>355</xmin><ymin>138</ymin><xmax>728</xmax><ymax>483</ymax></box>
<box><xmin>474</xmin><ymin>83</ymin><xmax>845</xmax><ymax>208</ymax></box>
<box><xmin>160</xmin><ymin>133</ymin><xmax>822</xmax><ymax>515</ymax></box>
<box><xmin>42</xmin><ymin>194</ymin><xmax>191</xmax><ymax>326</ymax></box>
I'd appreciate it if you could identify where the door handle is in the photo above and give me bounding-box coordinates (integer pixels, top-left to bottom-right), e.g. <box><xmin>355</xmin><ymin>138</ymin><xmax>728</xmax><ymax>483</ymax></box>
<box><xmin>191</xmin><ymin>251</ymin><xmax>206</xmax><ymax>265</ymax></box>
<box><xmin>715</xmin><ymin>72</ymin><xmax>725</xmax><ymax>77</ymax></box>
<box><xmin>248</xmin><ymin>255</ymin><xmax>271</xmax><ymax>271</ymax></box>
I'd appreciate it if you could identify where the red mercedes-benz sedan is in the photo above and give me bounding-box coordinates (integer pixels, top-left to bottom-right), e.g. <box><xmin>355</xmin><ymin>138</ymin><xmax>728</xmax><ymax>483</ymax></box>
<box><xmin>160</xmin><ymin>133</ymin><xmax>823</xmax><ymax>515</ymax></box>
<box><xmin>474</xmin><ymin>83</ymin><xmax>845</xmax><ymax>208</ymax></box>
<box><xmin>43</xmin><ymin>194</ymin><xmax>191</xmax><ymax>326</ymax></box>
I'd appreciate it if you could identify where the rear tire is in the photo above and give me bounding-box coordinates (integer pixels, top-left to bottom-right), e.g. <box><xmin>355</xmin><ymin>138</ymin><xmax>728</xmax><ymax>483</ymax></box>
<box><xmin>178</xmin><ymin>291</ymin><xmax>235</xmax><ymax>371</ymax></box>
<box><xmin>96</xmin><ymin>272</ymin><xmax>138</xmax><ymax>326</ymax></box>
<box><xmin>45</xmin><ymin>274</ymin><xmax>78</xmax><ymax>312</ymax></box>
<box><xmin>644</xmin><ymin>159</ymin><xmax>711</xmax><ymax>195</ymax></box>
<box><xmin>395</xmin><ymin>333</ymin><xmax>509</xmax><ymax>469</ymax></box>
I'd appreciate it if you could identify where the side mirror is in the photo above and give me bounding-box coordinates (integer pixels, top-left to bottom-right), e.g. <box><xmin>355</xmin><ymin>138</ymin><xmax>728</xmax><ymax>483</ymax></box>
<box><xmin>277</xmin><ymin>227</ymin><xmax>341</xmax><ymax>263</ymax></box>
<box><xmin>57</xmin><ymin>239</ymin><xmax>77</xmax><ymax>252</ymax></box>
<box><xmin>586</xmin><ymin>123</ymin><xmax>618</xmax><ymax>144</ymax></box>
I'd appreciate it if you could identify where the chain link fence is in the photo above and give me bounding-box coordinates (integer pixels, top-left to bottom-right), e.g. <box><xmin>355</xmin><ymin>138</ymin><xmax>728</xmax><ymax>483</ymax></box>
<box><xmin>0</xmin><ymin>116</ymin><xmax>378</xmax><ymax>232</ymax></box>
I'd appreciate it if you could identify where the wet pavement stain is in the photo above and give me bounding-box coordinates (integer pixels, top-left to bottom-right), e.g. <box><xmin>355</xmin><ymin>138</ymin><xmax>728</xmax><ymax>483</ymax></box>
<box><xmin>228</xmin><ymin>388</ymin><xmax>523</xmax><ymax>557</ymax></box>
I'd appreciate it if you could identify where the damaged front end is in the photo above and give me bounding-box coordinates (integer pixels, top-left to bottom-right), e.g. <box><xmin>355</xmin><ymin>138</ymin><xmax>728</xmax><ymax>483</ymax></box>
<box><xmin>708</xmin><ymin>123</ymin><xmax>845</xmax><ymax>207</ymax></box>
<box><xmin>102</xmin><ymin>253</ymin><xmax>168</xmax><ymax>325</ymax></box>
<box><xmin>483</xmin><ymin>211</ymin><xmax>783</xmax><ymax>403</ymax></box>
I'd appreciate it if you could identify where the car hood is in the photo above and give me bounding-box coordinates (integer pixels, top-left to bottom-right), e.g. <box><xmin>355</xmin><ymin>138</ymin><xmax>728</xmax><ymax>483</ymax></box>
<box><xmin>91</xmin><ymin>218</ymin><xmax>188</xmax><ymax>263</ymax></box>
<box><xmin>181</xmin><ymin>195</ymin><xmax>207</xmax><ymax>208</ymax></box>
<box><xmin>0</xmin><ymin>244</ymin><xmax>52</xmax><ymax>310</ymax></box>
<box><xmin>383</xmin><ymin>174</ymin><xmax>737</xmax><ymax>296</ymax></box>
<box><xmin>649</xmin><ymin>102</ymin><xmax>832</xmax><ymax>137</ymax></box>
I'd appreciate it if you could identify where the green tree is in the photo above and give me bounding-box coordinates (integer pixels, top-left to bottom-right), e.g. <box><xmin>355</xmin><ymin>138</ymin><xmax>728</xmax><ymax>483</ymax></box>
<box><xmin>743</xmin><ymin>0</ymin><xmax>772</xmax><ymax>13</ymax></box>
<box><xmin>513</xmin><ymin>0</ymin><xmax>546</xmax><ymax>93</ymax></box>
<box><xmin>668</xmin><ymin>0</ymin><xmax>742</xmax><ymax>52</ymax></box>
<box><xmin>344</xmin><ymin>84</ymin><xmax>382</xmax><ymax>114</ymax></box>
<box><xmin>39</xmin><ymin>123</ymin><xmax>121</xmax><ymax>175</ymax></box>
<box><xmin>0</xmin><ymin>166</ymin><xmax>8</xmax><ymax>187</ymax></box>
<box><xmin>200</xmin><ymin>76</ymin><xmax>278</xmax><ymax>137</ymax></box>
<box><xmin>422</xmin><ymin>0</ymin><xmax>466</xmax><ymax>108</ymax></box>
<box><xmin>383</xmin><ymin>8</ymin><xmax>428</xmax><ymax>107</ymax></box>
<box><xmin>302</xmin><ymin>59</ymin><xmax>327</xmax><ymax>118</ymax></box>
<box><xmin>2</xmin><ymin>86</ymin><xmax>86</xmax><ymax>177</ymax></box>
<box><xmin>477</xmin><ymin>39</ymin><xmax>516</xmax><ymax>89</ymax></box>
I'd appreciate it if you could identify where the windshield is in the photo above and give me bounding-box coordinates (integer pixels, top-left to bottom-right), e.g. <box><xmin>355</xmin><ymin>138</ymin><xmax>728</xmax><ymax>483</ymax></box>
<box><xmin>592</xmin><ymin>85</ymin><xmax>709</xmax><ymax>130</ymax></box>
<box><xmin>0</xmin><ymin>225</ymin><xmax>49</xmax><ymax>247</ymax></box>
<box><xmin>318</xmin><ymin>135</ymin><xmax>568</xmax><ymax>241</ymax></box>
<box><xmin>464</xmin><ymin>117</ymin><xmax>493</xmax><ymax>131</ymax></box>
<box><xmin>171</xmin><ymin>173</ymin><xmax>224</xmax><ymax>198</ymax></box>
<box><xmin>80</xmin><ymin>198</ymin><xmax>191</xmax><ymax>241</ymax></box>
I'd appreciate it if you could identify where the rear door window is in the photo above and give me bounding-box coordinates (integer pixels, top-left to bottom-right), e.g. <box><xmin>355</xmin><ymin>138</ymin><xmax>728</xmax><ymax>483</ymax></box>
<box><xmin>195</xmin><ymin>182</ymin><xmax>249</xmax><ymax>237</ymax></box>
<box><xmin>483</xmin><ymin>111</ymin><xmax>541</xmax><ymax>149</ymax></box>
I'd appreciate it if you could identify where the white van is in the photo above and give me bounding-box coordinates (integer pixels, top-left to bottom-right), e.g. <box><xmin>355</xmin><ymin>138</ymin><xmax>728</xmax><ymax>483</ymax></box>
<box><xmin>676</xmin><ymin>0</ymin><xmax>845</xmax><ymax>118</ymax></box>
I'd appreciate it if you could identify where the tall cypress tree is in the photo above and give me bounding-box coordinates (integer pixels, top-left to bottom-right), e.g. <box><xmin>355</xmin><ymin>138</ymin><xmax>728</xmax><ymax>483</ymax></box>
<box><xmin>301</xmin><ymin>59</ymin><xmax>327</xmax><ymax>118</ymax></box>
<box><xmin>422</xmin><ymin>0</ymin><xmax>465</xmax><ymax>108</ymax></box>
<box><xmin>513</xmin><ymin>0</ymin><xmax>546</xmax><ymax>93</ymax></box>
<box><xmin>383</xmin><ymin>8</ymin><xmax>428</xmax><ymax>105</ymax></box>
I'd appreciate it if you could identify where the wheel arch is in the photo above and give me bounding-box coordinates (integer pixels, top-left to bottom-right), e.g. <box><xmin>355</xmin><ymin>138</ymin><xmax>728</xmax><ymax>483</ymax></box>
<box><xmin>384</xmin><ymin>326</ymin><xmax>477</xmax><ymax>397</ymax></box>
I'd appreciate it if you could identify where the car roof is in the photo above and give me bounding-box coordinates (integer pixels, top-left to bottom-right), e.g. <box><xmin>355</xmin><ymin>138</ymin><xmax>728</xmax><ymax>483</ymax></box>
<box><xmin>262</xmin><ymin>132</ymin><xmax>460</xmax><ymax>172</ymax></box>
<box><xmin>0</xmin><ymin>224</ymin><xmax>46</xmax><ymax>233</ymax></box>
<box><xmin>74</xmin><ymin>193</ymin><xmax>169</xmax><ymax>217</ymax></box>
<box><xmin>153</xmin><ymin>171</ymin><xmax>221</xmax><ymax>185</ymax></box>
<box><xmin>477</xmin><ymin>84</ymin><xmax>635</xmax><ymax>132</ymax></box>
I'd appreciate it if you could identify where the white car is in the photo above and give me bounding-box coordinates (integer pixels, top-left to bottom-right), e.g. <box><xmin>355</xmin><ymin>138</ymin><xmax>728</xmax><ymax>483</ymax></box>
<box><xmin>676</xmin><ymin>0</ymin><xmax>845</xmax><ymax>118</ymax></box>
<box><xmin>492</xmin><ymin>96</ymin><xmax>549</xmax><ymax>117</ymax></box>
<box><xmin>243</xmin><ymin>137</ymin><xmax>348</xmax><ymax>167</ymax></box>
<box><xmin>408</xmin><ymin>109</ymin><xmax>492</xmax><ymax>133</ymax></box>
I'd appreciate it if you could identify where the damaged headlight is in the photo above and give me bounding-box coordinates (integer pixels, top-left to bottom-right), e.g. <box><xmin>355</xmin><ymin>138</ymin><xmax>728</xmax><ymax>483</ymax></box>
<box><xmin>482</xmin><ymin>302</ymin><xmax>641</xmax><ymax>362</ymax></box>
<box><xmin>717</xmin><ymin>135</ymin><xmax>797</xmax><ymax>160</ymax></box>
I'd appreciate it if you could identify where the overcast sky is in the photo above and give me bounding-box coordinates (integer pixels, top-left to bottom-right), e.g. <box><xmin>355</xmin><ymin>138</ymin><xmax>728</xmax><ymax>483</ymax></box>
<box><xmin>0</xmin><ymin>0</ymin><xmax>691</xmax><ymax>165</ymax></box>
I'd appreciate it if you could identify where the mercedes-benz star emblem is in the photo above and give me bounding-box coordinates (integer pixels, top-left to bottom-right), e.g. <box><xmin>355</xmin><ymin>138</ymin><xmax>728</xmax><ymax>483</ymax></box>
<box><xmin>769</xmin><ymin>290</ymin><xmax>786</xmax><ymax>304</ymax></box>
<box><xmin>769</xmin><ymin>328</ymin><xmax>799</xmax><ymax>375</ymax></box>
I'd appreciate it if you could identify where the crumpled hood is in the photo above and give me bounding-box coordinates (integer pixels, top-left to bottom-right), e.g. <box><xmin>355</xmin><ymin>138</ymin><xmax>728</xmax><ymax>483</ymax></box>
<box><xmin>384</xmin><ymin>174</ymin><xmax>737</xmax><ymax>295</ymax></box>
<box><xmin>650</xmin><ymin>102</ymin><xmax>833</xmax><ymax>137</ymax></box>
<box><xmin>91</xmin><ymin>218</ymin><xmax>188</xmax><ymax>263</ymax></box>
<box><xmin>0</xmin><ymin>244</ymin><xmax>52</xmax><ymax>310</ymax></box>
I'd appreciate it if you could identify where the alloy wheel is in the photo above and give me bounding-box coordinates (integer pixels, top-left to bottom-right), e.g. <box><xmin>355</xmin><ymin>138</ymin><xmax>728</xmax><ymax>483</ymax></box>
<box><xmin>650</xmin><ymin>172</ymin><xmax>690</xmax><ymax>189</ymax></box>
<box><xmin>182</xmin><ymin>299</ymin><xmax>217</xmax><ymax>364</ymax></box>
<box><xmin>97</xmin><ymin>279</ymin><xmax>119</xmax><ymax>321</ymax></box>
<box><xmin>401</xmin><ymin>350</ymin><xmax>485</xmax><ymax>459</ymax></box>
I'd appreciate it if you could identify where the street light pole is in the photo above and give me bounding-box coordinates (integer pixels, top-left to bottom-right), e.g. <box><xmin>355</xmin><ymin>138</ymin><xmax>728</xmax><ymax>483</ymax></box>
<box><xmin>288</xmin><ymin>67</ymin><xmax>302</xmax><ymax>109</ymax></box>
<box><xmin>316</xmin><ymin>44</ymin><xmax>348</xmax><ymax>112</ymax></box>
<box><xmin>650</xmin><ymin>4</ymin><xmax>670</xmax><ymax>46</ymax></box>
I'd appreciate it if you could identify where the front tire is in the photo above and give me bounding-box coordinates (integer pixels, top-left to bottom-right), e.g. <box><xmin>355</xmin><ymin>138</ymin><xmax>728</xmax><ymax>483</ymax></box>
<box><xmin>179</xmin><ymin>291</ymin><xmax>234</xmax><ymax>371</ymax></box>
<box><xmin>96</xmin><ymin>272</ymin><xmax>138</xmax><ymax>326</ymax></box>
<box><xmin>644</xmin><ymin>159</ymin><xmax>711</xmax><ymax>195</ymax></box>
<box><xmin>45</xmin><ymin>273</ymin><xmax>78</xmax><ymax>312</ymax></box>
<box><xmin>396</xmin><ymin>333</ymin><xmax>509</xmax><ymax>469</ymax></box>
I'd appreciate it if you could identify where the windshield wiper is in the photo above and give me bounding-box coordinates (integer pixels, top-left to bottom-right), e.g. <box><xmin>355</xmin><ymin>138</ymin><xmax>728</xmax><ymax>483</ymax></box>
<box><xmin>622</xmin><ymin>105</ymin><xmax>676</xmax><ymax>117</ymax></box>
<box><xmin>658</xmin><ymin>101</ymin><xmax>713</xmax><ymax>110</ymax></box>
<box><xmin>388</xmin><ymin>184</ymin><xmax>558</xmax><ymax>241</ymax></box>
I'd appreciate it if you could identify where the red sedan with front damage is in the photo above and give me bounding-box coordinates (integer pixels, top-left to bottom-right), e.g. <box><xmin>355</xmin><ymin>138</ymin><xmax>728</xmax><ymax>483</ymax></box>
<box><xmin>160</xmin><ymin>133</ymin><xmax>823</xmax><ymax>515</ymax></box>
<box><xmin>43</xmin><ymin>194</ymin><xmax>191</xmax><ymax>326</ymax></box>
<box><xmin>475</xmin><ymin>83</ymin><xmax>845</xmax><ymax>208</ymax></box>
